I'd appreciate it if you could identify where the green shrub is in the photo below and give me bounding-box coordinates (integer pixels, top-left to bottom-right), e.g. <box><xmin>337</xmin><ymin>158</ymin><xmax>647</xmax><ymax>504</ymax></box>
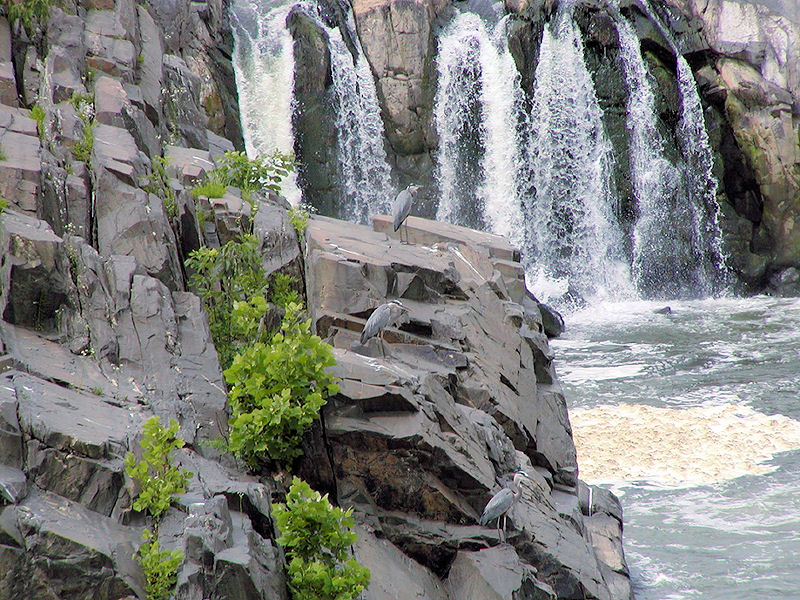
<box><xmin>4</xmin><ymin>0</ymin><xmax>51</xmax><ymax>31</ymax></box>
<box><xmin>71</xmin><ymin>121</ymin><xmax>95</xmax><ymax>163</ymax></box>
<box><xmin>190</xmin><ymin>176</ymin><xmax>227</xmax><ymax>200</ymax></box>
<box><xmin>270</xmin><ymin>273</ymin><xmax>300</xmax><ymax>309</ymax></box>
<box><xmin>125</xmin><ymin>416</ymin><xmax>192</xmax><ymax>519</ymax></box>
<box><xmin>136</xmin><ymin>528</ymin><xmax>183</xmax><ymax>600</ymax></box>
<box><xmin>30</xmin><ymin>104</ymin><xmax>45</xmax><ymax>141</ymax></box>
<box><xmin>185</xmin><ymin>234</ymin><xmax>270</xmax><ymax>369</ymax></box>
<box><xmin>0</xmin><ymin>144</ymin><xmax>6</xmax><ymax>161</ymax></box>
<box><xmin>273</xmin><ymin>477</ymin><xmax>370</xmax><ymax>600</ymax></box>
<box><xmin>288</xmin><ymin>205</ymin><xmax>311</xmax><ymax>236</ymax></box>
<box><xmin>0</xmin><ymin>197</ymin><xmax>7</xmax><ymax>214</ymax></box>
<box><xmin>142</xmin><ymin>156</ymin><xmax>178</xmax><ymax>219</ymax></box>
<box><xmin>190</xmin><ymin>150</ymin><xmax>294</xmax><ymax>205</ymax></box>
<box><xmin>224</xmin><ymin>302</ymin><xmax>338</xmax><ymax>467</ymax></box>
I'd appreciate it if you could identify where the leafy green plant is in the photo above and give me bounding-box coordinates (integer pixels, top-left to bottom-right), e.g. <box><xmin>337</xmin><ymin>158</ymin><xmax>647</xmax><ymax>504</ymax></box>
<box><xmin>71</xmin><ymin>120</ymin><xmax>95</xmax><ymax>163</ymax></box>
<box><xmin>288</xmin><ymin>205</ymin><xmax>311</xmax><ymax>236</ymax></box>
<box><xmin>273</xmin><ymin>477</ymin><xmax>370</xmax><ymax>600</ymax></box>
<box><xmin>30</xmin><ymin>104</ymin><xmax>45</xmax><ymax>141</ymax></box>
<box><xmin>125</xmin><ymin>416</ymin><xmax>192</xmax><ymax>519</ymax></box>
<box><xmin>185</xmin><ymin>234</ymin><xmax>270</xmax><ymax>369</ymax></box>
<box><xmin>190</xmin><ymin>177</ymin><xmax>227</xmax><ymax>200</ymax></box>
<box><xmin>136</xmin><ymin>528</ymin><xmax>183</xmax><ymax>600</ymax></box>
<box><xmin>3</xmin><ymin>0</ymin><xmax>51</xmax><ymax>31</ymax></box>
<box><xmin>224</xmin><ymin>301</ymin><xmax>338</xmax><ymax>467</ymax></box>
<box><xmin>142</xmin><ymin>156</ymin><xmax>178</xmax><ymax>219</ymax></box>
<box><xmin>0</xmin><ymin>198</ymin><xmax>6</xmax><ymax>214</ymax></box>
<box><xmin>270</xmin><ymin>273</ymin><xmax>300</xmax><ymax>309</ymax></box>
<box><xmin>0</xmin><ymin>145</ymin><xmax>6</xmax><ymax>161</ymax></box>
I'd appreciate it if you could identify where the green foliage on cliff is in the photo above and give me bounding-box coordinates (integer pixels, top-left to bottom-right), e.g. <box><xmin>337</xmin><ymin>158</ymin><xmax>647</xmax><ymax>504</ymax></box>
<box><xmin>273</xmin><ymin>477</ymin><xmax>370</xmax><ymax>600</ymax></box>
<box><xmin>224</xmin><ymin>301</ymin><xmax>338</xmax><ymax>467</ymax></box>
<box><xmin>185</xmin><ymin>234</ymin><xmax>270</xmax><ymax>369</ymax></box>
<box><xmin>30</xmin><ymin>104</ymin><xmax>45</xmax><ymax>141</ymax></box>
<box><xmin>71</xmin><ymin>121</ymin><xmax>95</xmax><ymax>163</ymax></box>
<box><xmin>3</xmin><ymin>0</ymin><xmax>51</xmax><ymax>31</ymax></box>
<box><xmin>126</xmin><ymin>417</ymin><xmax>191</xmax><ymax>600</ymax></box>
<box><xmin>141</xmin><ymin>156</ymin><xmax>178</xmax><ymax>219</ymax></box>
<box><xmin>135</xmin><ymin>529</ymin><xmax>183</xmax><ymax>600</ymax></box>
<box><xmin>189</xmin><ymin>150</ymin><xmax>294</xmax><ymax>205</ymax></box>
<box><xmin>125</xmin><ymin>416</ymin><xmax>192</xmax><ymax>519</ymax></box>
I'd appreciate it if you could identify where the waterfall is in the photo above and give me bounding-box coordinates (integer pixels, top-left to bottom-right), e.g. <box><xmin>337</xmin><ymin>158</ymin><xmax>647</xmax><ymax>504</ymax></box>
<box><xmin>615</xmin><ymin>2</ymin><xmax>728</xmax><ymax>297</ymax></box>
<box><xmin>520</xmin><ymin>10</ymin><xmax>633</xmax><ymax>305</ymax></box>
<box><xmin>433</xmin><ymin>13</ymin><xmax>525</xmax><ymax>239</ymax></box>
<box><xmin>328</xmin><ymin>28</ymin><xmax>395</xmax><ymax>224</ymax></box>
<box><xmin>675</xmin><ymin>56</ymin><xmax>728</xmax><ymax>295</ymax></box>
<box><xmin>231</xmin><ymin>0</ymin><xmax>300</xmax><ymax>204</ymax></box>
<box><xmin>231</xmin><ymin>0</ymin><xmax>393</xmax><ymax>220</ymax></box>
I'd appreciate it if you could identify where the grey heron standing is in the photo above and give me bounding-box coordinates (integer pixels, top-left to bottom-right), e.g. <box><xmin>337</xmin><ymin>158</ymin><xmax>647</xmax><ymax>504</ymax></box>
<box><xmin>479</xmin><ymin>471</ymin><xmax>530</xmax><ymax>542</ymax></box>
<box><xmin>360</xmin><ymin>300</ymin><xmax>409</xmax><ymax>357</ymax></box>
<box><xmin>392</xmin><ymin>184</ymin><xmax>420</xmax><ymax>244</ymax></box>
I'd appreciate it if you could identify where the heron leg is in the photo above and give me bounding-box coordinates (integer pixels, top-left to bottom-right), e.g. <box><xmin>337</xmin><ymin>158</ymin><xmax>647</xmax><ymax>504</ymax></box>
<box><xmin>380</xmin><ymin>331</ymin><xmax>386</xmax><ymax>358</ymax></box>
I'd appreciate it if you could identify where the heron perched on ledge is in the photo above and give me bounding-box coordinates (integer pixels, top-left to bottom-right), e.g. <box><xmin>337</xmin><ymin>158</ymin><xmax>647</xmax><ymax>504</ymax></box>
<box><xmin>392</xmin><ymin>184</ymin><xmax>421</xmax><ymax>244</ymax></box>
<box><xmin>360</xmin><ymin>300</ymin><xmax>410</xmax><ymax>357</ymax></box>
<box><xmin>479</xmin><ymin>470</ymin><xmax>531</xmax><ymax>541</ymax></box>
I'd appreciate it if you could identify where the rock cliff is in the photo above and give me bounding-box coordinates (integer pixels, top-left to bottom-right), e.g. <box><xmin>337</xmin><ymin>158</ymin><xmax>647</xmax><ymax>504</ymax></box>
<box><xmin>0</xmin><ymin>0</ymin><xmax>630</xmax><ymax>598</ymax></box>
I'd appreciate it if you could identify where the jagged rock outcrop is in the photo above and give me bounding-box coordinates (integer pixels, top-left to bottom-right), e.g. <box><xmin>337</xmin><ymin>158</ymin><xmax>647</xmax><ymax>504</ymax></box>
<box><xmin>302</xmin><ymin>214</ymin><xmax>630</xmax><ymax>599</ymax></box>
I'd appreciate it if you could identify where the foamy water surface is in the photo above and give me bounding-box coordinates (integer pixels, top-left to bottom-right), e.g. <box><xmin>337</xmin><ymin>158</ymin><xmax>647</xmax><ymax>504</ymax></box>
<box><xmin>551</xmin><ymin>296</ymin><xmax>800</xmax><ymax>599</ymax></box>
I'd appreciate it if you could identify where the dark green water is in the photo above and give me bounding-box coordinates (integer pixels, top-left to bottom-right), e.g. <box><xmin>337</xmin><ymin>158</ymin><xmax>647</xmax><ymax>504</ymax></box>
<box><xmin>551</xmin><ymin>297</ymin><xmax>800</xmax><ymax>599</ymax></box>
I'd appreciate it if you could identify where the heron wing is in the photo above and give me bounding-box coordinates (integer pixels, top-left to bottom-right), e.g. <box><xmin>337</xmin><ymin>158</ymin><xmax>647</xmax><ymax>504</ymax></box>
<box><xmin>361</xmin><ymin>303</ymin><xmax>390</xmax><ymax>345</ymax></box>
<box><xmin>392</xmin><ymin>190</ymin><xmax>412</xmax><ymax>231</ymax></box>
<box><xmin>479</xmin><ymin>487</ymin><xmax>514</xmax><ymax>525</ymax></box>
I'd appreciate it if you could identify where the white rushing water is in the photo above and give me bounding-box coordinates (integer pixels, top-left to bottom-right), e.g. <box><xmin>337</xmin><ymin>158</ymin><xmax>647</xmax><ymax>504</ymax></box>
<box><xmin>434</xmin><ymin>6</ymin><xmax>634</xmax><ymax>306</ymax></box>
<box><xmin>232</xmin><ymin>0</ymin><xmax>393</xmax><ymax>218</ymax></box>
<box><xmin>552</xmin><ymin>297</ymin><xmax>800</xmax><ymax>599</ymax></box>
<box><xmin>231</xmin><ymin>0</ymin><xmax>300</xmax><ymax>204</ymax></box>
<box><xmin>329</xmin><ymin>29</ymin><xmax>395</xmax><ymax>224</ymax></box>
<box><xmin>522</xmin><ymin>9</ymin><xmax>633</xmax><ymax>305</ymax></box>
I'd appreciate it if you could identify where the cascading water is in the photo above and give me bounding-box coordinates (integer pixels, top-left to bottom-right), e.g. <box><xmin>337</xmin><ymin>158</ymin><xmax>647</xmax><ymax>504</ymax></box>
<box><xmin>615</xmin><ymin>1</ymin><xmax>728</xmax><ymax>297</ymax></box>
<box><xmin>434</xmin><ymin>6</ymin><xmax>633</xmax><ymax>306</ymax></box>
<box><xmin>433</xmin><ymin>13</ymin><xmax>525</xmax><ymax>238</ymax></box>
<box><xmin>519</xmin><ymin>8</ymin><xmax>634</xmax><ymax>305</ymax></box>
<box><xmin>328</xmin><ymin>29</ymin><xmax>395</xmax><ymax>224</ymax></box>
<box><xmin>231</xmin><ymin>0</ymin><xmax>300</xmax><ymax>204</ymax></box>
<box><xmin>232</xmin><ymin>0</ymin><xmax>394</xmax><ymax>221</ymax></box>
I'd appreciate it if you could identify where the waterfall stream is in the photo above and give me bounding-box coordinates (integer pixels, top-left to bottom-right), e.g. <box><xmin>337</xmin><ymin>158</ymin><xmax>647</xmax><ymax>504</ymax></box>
<box><xmin>231</xmin><ymin>0</ymin><xmax>301</xmax><ymax>203</ymax></box>
<box><xmin>328</xmin><ymin>29</ymin><xmax>395</xmax><ymax>224</ymax></box>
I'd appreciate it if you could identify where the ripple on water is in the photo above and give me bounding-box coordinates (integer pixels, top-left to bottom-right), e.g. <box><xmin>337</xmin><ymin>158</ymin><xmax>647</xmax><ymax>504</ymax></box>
<box><xmin>570</xmin><ymin>403</ymin><xmax>800</xmax><ymax>487</ymax></box>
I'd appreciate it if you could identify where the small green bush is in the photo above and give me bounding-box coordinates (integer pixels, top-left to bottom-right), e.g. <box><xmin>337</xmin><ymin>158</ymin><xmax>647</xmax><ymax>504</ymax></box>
<box><xmin>185</xmin><ymin>234</ymin><xmax>270</xmax><ymax>369</ymax></box>
<box><xmin>190</xmin><ymin>177</ymin><xmax>227</xmax><ymax>200</ymax></box>
<box><xmin>71</xmin><ymin>121</ymin><xmax>95</xmax><ymax>163</ymax></box>
<box><xmin>125</xmin><ymin>416</ymin><xmax>192</xmax><ymax>519</ymax></box>
<box><xmin>288</xmin><ymin>205</ymin><xmax>311</xmax><ymax>236</ymax></box>
<box><xmin>189</xmin><ymin>150</ymin><xmax>294</xmax><ymax>206</ymax></box>
<box><xmin>0</xmin><ymin>145</ymin><xmax>6</xmax><ymax>161</ymax></box>
<box><xmin>273</xmin><ymin>477</ymin><xmax>370</xmax><ymax>600</ymax></box>
<box><xmin>4</xmin><ymin>0</ymin><xmax>51</xmax><ymax>31</ymax></box>
<box><xmin>142</xmin><ymin>156</ymin><xmax>178</xmax><ymax>219</ymax></box>
<box><xmin>270</xmin><ymin>273</ymin><xmax>300</xmax><ymax>309</ymax></box>
<box><xmin>30</xmin><ymin>104</ymin><xmax>45</xmax><ymax>141</ymax></box>
<box><xmin>136</xmin><ymin>528</ymin><xmax>183</xmax><ymax>600</ymax></box>
<box><xmin>224</xmin><ymin>302</ymin><xmax>338</xmax><ymax>467</ymax></box>
<box><xmin>0</xmin><ymin>197</ymin><xmax>7</xmax><ymax>214</ymax></box>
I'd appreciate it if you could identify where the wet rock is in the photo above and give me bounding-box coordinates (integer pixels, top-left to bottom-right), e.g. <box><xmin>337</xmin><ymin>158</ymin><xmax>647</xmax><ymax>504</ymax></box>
<box><xmin>447</xmin><ymin>545</ymin><xmax>556</xmax><ymax>600</ymax></box>
<box><xmin>538</xmin><ymin>302</ymin><xmax>564</xmax><ymax>338</ymax></box>
<box><xmin>767</xmin><ymin>267</ymin><xmax>800</xmax><ymax>297</ymax></box>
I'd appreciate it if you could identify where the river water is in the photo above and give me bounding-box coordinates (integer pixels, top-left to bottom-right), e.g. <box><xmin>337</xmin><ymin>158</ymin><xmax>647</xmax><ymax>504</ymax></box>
<box><xmin>551</xmin><ymin>296</ymin><xmax>800</xmax><ymax>599</ymax></box>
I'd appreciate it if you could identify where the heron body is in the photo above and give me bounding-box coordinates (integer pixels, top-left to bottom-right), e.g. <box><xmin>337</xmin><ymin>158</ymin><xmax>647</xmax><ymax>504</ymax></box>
<box><xmin>479</xmin><ymin>471</ymin><xmax>529</xmax><ymax>541</ymax></box>
<box><xmin>360</xmin><ymin>300</ymin><xmax>409</xmax><ymax>354</ymax></box>
<box><xmin>392</xmin><ymin>185</ymin><xmax>420</xmax><ymax>243</ymax></box>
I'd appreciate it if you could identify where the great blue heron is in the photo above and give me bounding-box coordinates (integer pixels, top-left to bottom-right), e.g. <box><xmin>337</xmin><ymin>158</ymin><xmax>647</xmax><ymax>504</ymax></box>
<box><xmin>479</xmin><ymin>470</ymin><xmax>530</xmax><ymax>541</ymax></box>
<box><xmin>360</xmin><ymin>300</ymin><xmax>409</xmax><ymax>357</ymax></box>
<box><xmin>392</xmin><ymin>184</ymin><xmax>420</xmax><ymax>244</ymax></box>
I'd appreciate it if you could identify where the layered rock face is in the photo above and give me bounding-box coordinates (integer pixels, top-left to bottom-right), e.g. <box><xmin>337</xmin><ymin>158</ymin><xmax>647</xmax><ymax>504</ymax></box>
<box><xmin>0</xmin><ymin>0</ymin><xmax>630</xmax><ymax>598</ymax></box>
<box><xmin>303</xmin><ymin>214</ymin><xmax>631</xmax><ymax>599</ymax></box>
